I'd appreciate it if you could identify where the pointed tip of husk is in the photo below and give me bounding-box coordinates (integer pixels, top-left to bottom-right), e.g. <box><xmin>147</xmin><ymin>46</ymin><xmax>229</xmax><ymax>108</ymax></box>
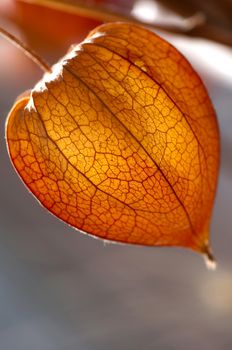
<box><xmin>202</xmin><ymin>244</ymin><xmax>217</xmax><ymax>270</ymax></box>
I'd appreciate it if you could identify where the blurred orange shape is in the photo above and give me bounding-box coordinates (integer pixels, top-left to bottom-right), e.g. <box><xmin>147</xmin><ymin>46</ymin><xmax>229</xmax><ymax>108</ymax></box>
<box><xmin>3</xmin><ymin>0</ymin><xmax>102</xmax><ymax>50</ymax></box>
<box><xmin>6</xmin><ymin>23</ymin><xmax>220</xmax><ymax>258</ymax></box>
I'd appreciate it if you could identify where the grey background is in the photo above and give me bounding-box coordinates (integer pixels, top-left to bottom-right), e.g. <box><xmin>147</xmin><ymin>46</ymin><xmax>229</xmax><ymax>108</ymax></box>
<box><xmin>0</xmin><ymin>19</ymin><xmax>232</xmax><ymax>350</ymax></box>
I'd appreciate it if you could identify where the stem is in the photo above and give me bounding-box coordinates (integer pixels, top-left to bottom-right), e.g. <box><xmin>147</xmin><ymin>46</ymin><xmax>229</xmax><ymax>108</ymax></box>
<box><xmin>20</xmin><ymin>0</ymin><xmax>232</xmax><ymax>47</ymax></box>
<box><xmin>0</xmin><ymin>26</ymin><xmax>52</xmax><ymax>73</ymax></box>
<box><xmin>19</xmin><ymin>0</ymin><xmax>204</xmax><ymax>34</ymax></box>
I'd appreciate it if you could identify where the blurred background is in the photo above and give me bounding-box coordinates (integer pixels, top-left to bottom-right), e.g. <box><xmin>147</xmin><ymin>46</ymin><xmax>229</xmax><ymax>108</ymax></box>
<box><xmin>0</xmin><ymin>0</ymin><xmax>232</xmax><ymax>349</ymax></box>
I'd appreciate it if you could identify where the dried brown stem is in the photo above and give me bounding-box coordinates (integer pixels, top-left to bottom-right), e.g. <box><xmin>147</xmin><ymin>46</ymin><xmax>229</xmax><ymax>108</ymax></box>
<box><xmin>0</xmin><ymin>26</ymin><xmax>51</xmax><ymax>73</ymax></box>
<box><xmin>18</xmin><ymin>0</ymin><xmax>204</xmax><ymax>34</ymax></box>
<box><xmin>19</xmin><ymin>0</ymin><xmax>232</xmax><ymax>46</ymax></box>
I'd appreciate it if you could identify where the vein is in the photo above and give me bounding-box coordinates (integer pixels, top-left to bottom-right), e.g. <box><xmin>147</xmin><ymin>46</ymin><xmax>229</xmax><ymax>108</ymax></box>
<box><xmin>64</xmin><ymin>65</ymin><xmax>196</xmax><ymax>236</ymax></box>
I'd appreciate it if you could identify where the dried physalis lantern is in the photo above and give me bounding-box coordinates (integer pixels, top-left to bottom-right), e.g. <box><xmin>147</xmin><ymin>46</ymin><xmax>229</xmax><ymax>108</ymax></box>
<box><xmin>2</xmin><ymin>23</ymin><xmax>220</xmax><ymax>266</ymax></box>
